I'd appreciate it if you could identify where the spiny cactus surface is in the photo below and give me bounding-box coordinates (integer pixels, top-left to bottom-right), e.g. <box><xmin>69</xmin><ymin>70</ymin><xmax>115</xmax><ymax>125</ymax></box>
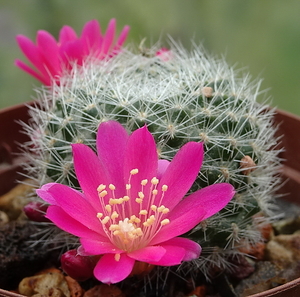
<box><xmin>22</xmin><ymin>43</ymin><xmax>282</xmax><ymax>279</ymax></box>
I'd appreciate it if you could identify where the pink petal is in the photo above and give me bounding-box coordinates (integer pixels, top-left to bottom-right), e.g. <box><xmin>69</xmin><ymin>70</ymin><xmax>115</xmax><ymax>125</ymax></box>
<box><xmin>15</xmin><ymin>60</ymin><xmax>49</xmax><ymax>85</ymax></box>
<box><xmin>16</xmin><ymin>35</ymin><xmax>42</xmax><ymax>69</ymax></box>
<box><xmin>94</xmin><ymin>253</ymin><xmax>135</xmax><ymax>284</ymax></box>
<box><xmin>101</xmin><ymin>18</ymin><xmax>116</xmax><ymax>55</ymax></box>
<box><xmin>161</xmin><ymin>237</ymin><xmax>201</xmax><ymax>261</ymax></box>
<box><xmin>175</xmin><ymin>183</ymin><xmax>235</xmax><ymax>221</ymax></box>
<box><xmin>157</xmin><ymin>159</ymin><xmax>170</xmax><ymax>179</ymax></box>
<box><xmin>81</xmin><ymin>19</ymin><xmax>102</xmax><ymax>56</ymax></box>
<box><xmin>147</xmin><ymin>244</ymin><xmax>186</xmax><ymax>266</ymax></box>
<box><xmin>37</xmin><ymin>30</ymin><xmax>60</xmax><ymax>76</ymax></box>
<box><xmin>127</xmin><ymin>246</ymin><xmax>165</xmax><ymax>263</ymax></box>
<box><xmin>150</xmin><ymin>208</ymin><xmax>206</xmax><ymax>246</ymax></box>
<box><xmin>115</xmin><ymin>25</ymin><xmax>130</xmax><ymax>47</ymax></box>
<box><xmin>150</xmin><ymin>183</ymin><xmax>234</xmax><ymax>245</ymax></box>
<box><xmin>80</xmin><ymin>238</ymin><xmax>123</xmax><ymax>255</ymax></box>
<box><xmin>72</xmin><ymin>143</ymin><xmax>109</xmax><ymax>209</ymax></box>
<box><xmin>39</xmin><ymin>183</ymin><xmax>103</xmax><ymax>234</ymax></box>
<box><xmin>36</xmin><ymin>183</ymin><xmax>59</xmax><ymax>205</ymax></box>
<box><xmin>46</xmin><ymin>205</ymin><xmax>105</xmax><ymax>240</ymax></box>
<box><xmin>16</xmin><ymin>35</ymin><xmax>51</xmax><ymax>81</ymax></box>
<box><xmin>59</xmin><ymin>25</ymin><xmax>78</xmax><ymax>44</ymax></box>
<box><xmin>123</xmin><ymin>125</ymin><xmax>158</xmax><ymax>214</ymax></box>
<box><xmin>96</xmin><ymin>121</ymin><xmax>129</xmax><ymax>197</ymax></box>
<box><xmin>157</xmin><ymin>142</ymin><xmax>204</xmax><ymax>210</ymax></box>
<box><xmin>60</xmin><ymin>39</ymin><xmax>84</xmax><ymax>66</ymax></box>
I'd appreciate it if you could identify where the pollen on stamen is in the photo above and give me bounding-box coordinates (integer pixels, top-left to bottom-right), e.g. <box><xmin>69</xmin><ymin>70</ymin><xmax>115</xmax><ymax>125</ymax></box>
<box><xmin>109</xmin><ymin>198</ymin><xmax>117</xmax><ymax>205</ymax></box>
<box><xmin>130</xmin><ymin>215</ymin><xmax>137</xmax><ymax>222</ymax></box>
<box><xmin>109</xmin><ymin>224</ymin><xmax>119</xmax><ymax>231</ymax></box>
<box><xmin>115</xmin><ymin>253</ymin><xmax>121</xmax><ymax>261</ymax></box>
<box><xmin>105</xmin><ymin>205</ymin><xmax>112</xmax><ymax>213</ymax></box>
<box><xmin>141</xmin><ymin>179</ymin><xmax>148</xmax><ymax>186</ymax></box>
<box><xmin>135</xmin><ymin>198</ymin><xmax>143</xmax><ymax>204</ymax></box>
<box><xmin>96</xmin><ymin>213</ymin><xmax>103</xmax><ymax>219</ymax></box>
<box><xmin>162</xmin><ymin>185</ymin><xmax>168</xmax><ymax>191</ymax></box>
<box><xmin>138</xmin><ymin>192</ymin><xmax>144</xmax><ymax>199</ymax></box>
<box><xmin>140</xmin><ymin>210</ymin><xmax>148</xmax><ymax>215</ymax></box>
<box><xmin>126</xmin><ymin>184</ymin><xmax>131</xmax><ymax>190</ymax></box>
<box><xmin>161</xmin><ymin>219</ymin><xmax>170</xmax><ymax>226</ymax></box>
<box><xmin>151</xmin><ymin>177</ymin><xmax>159</xmax><ymax>185</ymax></box>
<box><xmin>123</xmin><ymin>195</ymin><xmax>130</xmax><ymax>202</ymax></box>
<box><xmin>157</xmin><ymin>205</ymin><xmax>166</xmax><ymax>212</ymax></box>
<box><xmin>151</xmin><ymin>205</ymin><xmax>157</xmax><ymax>212</ymax></box>
<box><xmin>111</xmin><ymin>211</ymin><xmax>119</xmax><ymax>219</ymax></box>
<box><xmin>143</xmin><ymin>215</ymin><xmax>156</xmax><ymax>227</ymax></box>
<box><xmin>130</xmin><ymin>168</ymin><xmax>139</xmax><ymax>175</ymax></box>
<box><xmin>99</xmin><ymin>190</ymin><xmax>108</xmax><ymax>197</ymax></box>
<box><xmin>116</xmin><ymin>198</ymin><xmax>124</xmax><ymax>204</ymax></box>
<box><xmin>109</xmin><ymin>184</ymin><xmax>116</xmax><ymax>190</ymax></box>
<box><xmin>101</xmin><ymin>216</ymin><xmax>110</xmax><ymax>224</ymax></box>
<box><xmin>97</xmin><ymin>184</ymin><xmax>106</xmax><ymax>192</ymax></box>
<box><xmin>152</xmin><ymin>189</ymin><xmax>158</xmax><ymax>195</ymax></box>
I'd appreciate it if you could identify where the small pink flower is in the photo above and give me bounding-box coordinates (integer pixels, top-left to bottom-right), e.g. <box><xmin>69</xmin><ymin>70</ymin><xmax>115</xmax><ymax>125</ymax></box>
<box><xmin>37</xmin><ymin>121</ymin><xmax>235</xmax><ymax>284</ymax></box>
<box><xmin>156</xmin><ymin>47</ymin><xmax>172</xmax><ymax>61</ymax></box>
<box><xmin>15</xmin><ymin>19</ymin><xmax>130</xmax><ymax>85</ymax></box>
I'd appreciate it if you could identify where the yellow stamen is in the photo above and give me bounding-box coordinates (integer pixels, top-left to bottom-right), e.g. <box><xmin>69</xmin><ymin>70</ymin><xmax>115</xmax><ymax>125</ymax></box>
<box><xmin>130</xmin><ymin>168</ymin><xmax>139</xmax><ymax>175</ymax></box>
<box><xmin>105</xmin><ymin>205</ymin><xmax>112</xmax><ymax>213</ymax></box>
<box><xmin>139</xmin><ymin>210</ymin><xmax>148</xmax><ymax>215</ymax></box>
<box><xmin>152</xmin><ymin>189</ymin><xmax>158</xmax><ymax>195</ymax></box>
<box><xmin>151</xmin><ymin>177</ymin><xmax>159</xmax><ymax>185</ymax></box>
<box><xmin>97</xmin><ymin>184</ymin><xmax>106</xmax><ymax>192</ymax></box>
<box><xmin>161</xmin><ymin>219</ymin><xmax>170</xmax><ymax>226</ymax></box>
<box><xmin>123</xmin><ymin>195</ymin><xmax>130</xmax><ymax>201</ymax></box>
<box><xmin>111</xmin><ymin>211</ymin><xmax>119</xmax><ymax>220</ymax></box>
<box><xmin>130</xmin><ymin>215</ymin><xmax>137</xmax><ymax>222</ymax></box>
<box><xmin>115</xmin><ymin>253</ymin><xmax>121</xmax><ymax>261</ymax></box>
<box><xmin>141</xmin><ymin>179</ymin><xmax>148</xmax><ymax>186</ymax></box>
<box><xmin>126</xmin><ymin>184</ymin><xmax>131</xmax><ymax>190</ymax></box>
<box><xmin>162</xmin><ymin>208</ymin><xmax>170</xmax><ymax>214</ymax></box>
<box><xmin>109</xmin><ymin>224</ymin><xmax>119</xmax><ymax>231</ymax></box>
<box><xmin>151</xmin><ymin>205</ymin><xmax>157</xmax><ymax>212</ymax></box>
<box><xmin>116</xmin><ymin>198</ymin><xmax>124</xmax><ymax>204</ymax></box>
<box><xmin>99</xmin><ymin>190</ymin><xmax>108</xmax><ymax>197</ymax></box>
<box><xmin>135</xmin><ymin>198</ymin><xmax>143</xmax><ymax>204</ymax></box>
<box><xmin>109</xmin><ymin>184</ymin><xmax>116</xmax><ymax>190</ymax></box>
<box><xmin>101</xmin><ymin>216</ymin><xmax>110</xmax><ymax>224</ymax></box>
<box><xmin>157</xmin><ymin>205</ymin><xmax>166</xmax><ymax>212</ymax></box>
<box><xmin>162</xmin><ymin>185</ymin><xmax>168</xmax><ymax>191</ymax></box>
<box><xmin>96</xmin><ymin>213</ymin><xmax>103</xmax><ymax>219</ymax></box>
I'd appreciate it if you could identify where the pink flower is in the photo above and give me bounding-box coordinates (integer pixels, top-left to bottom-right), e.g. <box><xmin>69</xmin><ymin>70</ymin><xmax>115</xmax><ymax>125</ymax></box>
<box><xmin>156</xmin><ymin>47</ymin><xmax>172</xmax><ymax>61</ymax></box>
<box><xmin>36</xmin><ymin>121</ymin><xmax>235</xmax><ymax>284</ymax></box>
<box><xmin>15</xmin><ymin>19</ymin><xmax>130</xmax><ymax>85</ymax></box>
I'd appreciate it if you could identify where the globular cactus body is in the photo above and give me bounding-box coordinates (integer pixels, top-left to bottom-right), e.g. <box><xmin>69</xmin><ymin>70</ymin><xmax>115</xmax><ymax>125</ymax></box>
<box><xmin>22</xmin><ymin>43</ymin><xmax>281</xmax><ymax>279</ymax></box>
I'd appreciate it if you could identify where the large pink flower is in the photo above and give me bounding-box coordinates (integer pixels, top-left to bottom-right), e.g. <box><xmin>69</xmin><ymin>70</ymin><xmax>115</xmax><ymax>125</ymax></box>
<box><xmin>37</xmin><ymin>121</ymin><xmax>235</xmax><ymax>284</ymax></box>
<box><xmin>15</xmin><ymin>19</ymin><xmax>130</xmax><ymax>85</ymax></box>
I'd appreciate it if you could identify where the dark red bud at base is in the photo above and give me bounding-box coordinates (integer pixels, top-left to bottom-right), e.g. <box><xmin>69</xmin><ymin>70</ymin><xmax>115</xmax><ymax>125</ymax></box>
<box><xmin>61</xmin><ymin>249</ymin><xmax>97</xmax><ymax>282</ymax></box>
<box><xmin>23</xmin><ymin>201</ymin><xmax>49</xmax><ymax>222</ymax></box>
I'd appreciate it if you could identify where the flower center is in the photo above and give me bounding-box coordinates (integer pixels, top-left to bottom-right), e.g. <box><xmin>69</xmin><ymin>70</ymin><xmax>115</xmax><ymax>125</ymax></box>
<box><xmin>96</xmin><ymin>169</ymin><xmax>170</xmax><ymax>253</ymax></box>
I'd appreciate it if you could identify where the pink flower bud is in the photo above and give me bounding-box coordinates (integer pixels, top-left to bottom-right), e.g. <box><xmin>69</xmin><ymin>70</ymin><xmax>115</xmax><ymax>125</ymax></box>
<box><xmin>23</xmin><ymin>201</ymin><xmax>49</xmax><ymax>222</ymax></box>
<box><xmin>61</xmin><ymin>249</ymin><xmax>97</xmax><ymax>281</ymax></box>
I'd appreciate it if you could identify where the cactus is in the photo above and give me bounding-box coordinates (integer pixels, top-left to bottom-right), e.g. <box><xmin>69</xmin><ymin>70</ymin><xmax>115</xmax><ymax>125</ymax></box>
<box><xmin>21</xmin><ymin>42</ymin><xmax>282</xmax><ymax>279</ymax></box>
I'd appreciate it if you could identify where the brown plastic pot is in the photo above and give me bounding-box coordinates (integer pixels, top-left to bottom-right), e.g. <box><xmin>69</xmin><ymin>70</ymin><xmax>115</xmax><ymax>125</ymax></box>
<box><xmin>0</xmin><ymin>102</ymin><xmax>32</xmax><ymax>196</ymax></box>
<box><xmin>0</xmin><ymin>104</ymin><xmax>300</xmax><ymax>296</ymax></box>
